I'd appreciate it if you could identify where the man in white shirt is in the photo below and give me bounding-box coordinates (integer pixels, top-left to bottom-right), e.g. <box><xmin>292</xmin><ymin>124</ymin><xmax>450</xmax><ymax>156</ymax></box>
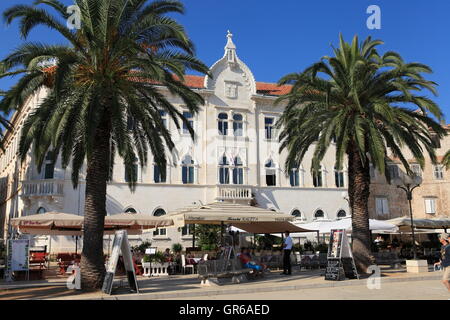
<box><xmin>281</xmin><ymin>231</ymin><xmax>293</xmax><ymax>275</ymax></box>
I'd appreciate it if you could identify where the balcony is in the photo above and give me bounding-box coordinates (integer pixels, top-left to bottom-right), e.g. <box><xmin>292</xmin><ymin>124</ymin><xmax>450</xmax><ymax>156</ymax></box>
<box><xmin>21</xmin><ymin>179</ymin><xmax>64</xmax><ymax>199</ymax></box>
<box><xmin>216</xmin><ymin>185</ymin><xmax>253</xmax><ymax>201</ymax></box>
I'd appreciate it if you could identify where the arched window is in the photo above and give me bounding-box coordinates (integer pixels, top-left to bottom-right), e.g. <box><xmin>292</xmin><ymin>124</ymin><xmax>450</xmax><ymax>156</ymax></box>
<box><xmin>290</xmin><ymin>169</ymin><xmax>299</xmax><ymax>187</ymax></box>
<box><xmin>153</xmin><ymin>208</ymin><xmax>167</xmax><ymax>236</ymax></box>
<box><xmin>36</xmin><ymin>207</ymin><xmax>46</xmax><ymax>214</ymax></box>
<box><xmin>314</xmin><ymin>209</ymin><xmax>325</xmax><ymax>219</ymax></box>
<box><xmin>232</xmin><ymin>156</ymin><xmax>243</xmax><ymax>185</ymax></box>
<box><xmin>181</xmin><ymin>155</ymin><xmax>195</xmax><ymax>184</ymax></box>
<box><xmin>159</xmin><ymin>110</ymin><xmax>168</xmax><ymax>129</ymax></box>
<box><xmin>334</xmin><ymin>166</ymin><xmax>345</xmax><ymax>188</ymax></box>
<box><xmin>337</xmin><ymin>210</ymin><xmax>346</xmax><ymax>218</ymax></box>
<box><xmin>153</xmin><ymin>208</ymin><xmax>166</xmax><ymax>216</ymax></box>
<box><xmin>124</xmin><ymin>156</ymin><xmax>138</xmax><ymax>183</ymax></box>
<box><xmin>291</xmin><ymin>209</ymin><xmax>302</xmax><ymax>218</ymax></box>
<box><xmin>182</xmin><ymin>111</ymin><xmax>194</xmax><ymax>134</ymax></box>
<box><xmin>125</xmin><ymin>207</ymin><xmax>137</xmax><ymax>214</ymax></box>
<box><xmin>218</xmin><ymin>155</ymin><xmax>230</xmax><ymax>184</ymax></box>
<box><xmin>154</xmin><ymin>164</ymin><xmax>166</xmax><ymax>183</ymax></box>
<box><xmin>312</xmin><ymin>166</ymin><xmax>323</xmax><ymax>187</ymax></box>
<box><xmin>218</xmin><ymin>113</ymin><xmax>228</xmax><ymax>135</ymax></box>
<box><xmin>265</xmin><ymin>159</ymin><xmax>276</xmax><ymax>186</ymax></box>
<box><xmin>43</xmin><ymin>151</ymin><xmax>55</xmax><ymax>179</ymax></box>
<box><xmin>233</xmin><ymin>113</ymin><xmax>243</xmax><ymax>136</ymax></box>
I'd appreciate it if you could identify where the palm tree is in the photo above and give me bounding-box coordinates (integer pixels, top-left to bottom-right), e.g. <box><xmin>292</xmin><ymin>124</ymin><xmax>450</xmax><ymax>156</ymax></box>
<box><xmin>443</xmin><ymin>150</ymin><xmax>450</xmax><ymax>169</ymax></box>
<box><xmin>1</xmin><ymin>0</ymin><xmax>208</xmax><ymax>290</ymax></box>
<box><xmin>0</xmin><ymin>89</ymin><xmax>12</xmax><ymax>150</ymax></box>
<box><xmin>276</xmin><ymin>35</ymin><xmax>446</xmax><ymax>272</ymax></box>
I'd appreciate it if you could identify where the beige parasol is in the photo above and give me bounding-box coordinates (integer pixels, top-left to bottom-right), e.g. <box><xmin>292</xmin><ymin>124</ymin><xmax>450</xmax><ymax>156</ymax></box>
<box><xmin>166</xmin><ymin>202</ymin><xmax>312</xmax><ymax>233</ymax></box>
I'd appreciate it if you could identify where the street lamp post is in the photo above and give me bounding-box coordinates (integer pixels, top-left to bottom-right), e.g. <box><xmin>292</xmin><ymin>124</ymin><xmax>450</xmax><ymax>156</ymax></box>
<box><xmin>393</xmin><ymin>174</ymin><xmax>422</xmax><ymax>260</ymax></box>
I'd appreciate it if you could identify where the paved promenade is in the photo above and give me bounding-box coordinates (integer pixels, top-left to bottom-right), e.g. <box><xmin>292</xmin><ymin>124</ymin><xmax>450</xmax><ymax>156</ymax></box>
<box><xmin>0</xmin><ymin>267</ymin><xmax>447</xmax><ymax>300</ymax></box>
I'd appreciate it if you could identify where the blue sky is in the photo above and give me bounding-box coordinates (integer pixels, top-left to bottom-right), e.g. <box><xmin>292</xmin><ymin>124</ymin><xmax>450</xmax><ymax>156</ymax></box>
<box><xmin>1</xmin><ymin>0</ymin><xmax>449</xmax><ymax>122</ymax></box>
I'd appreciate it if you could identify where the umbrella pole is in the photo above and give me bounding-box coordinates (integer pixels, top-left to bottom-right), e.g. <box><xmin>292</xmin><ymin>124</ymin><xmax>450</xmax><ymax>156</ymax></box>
<box><xmin>220</xmin><ymin>222</ymin><xmax>224</xmax><ymax>246</ymax></box>
<box><xmin>75</xmin><ymin>236</ymin><xmax>78</xmax><ymax>255</ymax></box>
<box><xmin>316</xmin><ymin>231</ymin><xmax>320</xmax><ymax>244</ymax></box>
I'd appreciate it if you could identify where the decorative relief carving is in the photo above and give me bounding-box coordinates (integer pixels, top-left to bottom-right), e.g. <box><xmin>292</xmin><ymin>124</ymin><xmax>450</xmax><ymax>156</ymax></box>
<box><xmin>224</xmin><ymin>81</ymin><xmax>238</xmax><ymax>99</ymax></box>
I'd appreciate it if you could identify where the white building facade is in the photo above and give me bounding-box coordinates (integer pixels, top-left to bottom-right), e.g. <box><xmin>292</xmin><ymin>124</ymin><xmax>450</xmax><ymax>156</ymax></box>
<box><xmin>0</xmin><ymin>32</ymin><xmax>350</xmax><ymax>252</ymax></box>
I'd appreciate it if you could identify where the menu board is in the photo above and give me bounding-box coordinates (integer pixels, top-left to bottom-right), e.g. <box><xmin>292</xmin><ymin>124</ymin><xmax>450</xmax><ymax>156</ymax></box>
<box><xmin>4</xmin><ymin>239</ymin><xmax>30</xmax><ymax>281</ymax></box>
<box><xmin>324</xmin><ymin>229</ymin><xmax>359</xmax><ymax>281</ymax></box>
<box><xmin>101</xmin><ymin>230</ymin><xmax>139</xmax><ymax>295</ymax></box>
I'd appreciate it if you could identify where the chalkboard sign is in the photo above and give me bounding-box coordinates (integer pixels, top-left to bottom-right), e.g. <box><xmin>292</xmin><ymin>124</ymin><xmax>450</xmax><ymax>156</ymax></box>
<box><xmin>101</xmin><ymin>230</ymin><xmax>139</xmax><ymax>295</ymax></box>
<box><xmin>324</xmin><ymin>229</ymin><xmax>359</xmax><ymax>281</ymax></box>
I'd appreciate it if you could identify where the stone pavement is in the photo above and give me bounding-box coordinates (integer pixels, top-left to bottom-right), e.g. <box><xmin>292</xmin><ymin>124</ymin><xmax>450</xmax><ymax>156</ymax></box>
<box><xmin>0</xmin><ymin>266</ymin><xmax>446</xmax><ymax>300</ymax></box>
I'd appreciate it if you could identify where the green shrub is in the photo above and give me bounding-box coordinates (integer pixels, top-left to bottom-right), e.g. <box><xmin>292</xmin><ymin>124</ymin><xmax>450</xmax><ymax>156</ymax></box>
<box><xmin>172</xmin><ymin>243</ymin><xmax>183</xmax><ymax>253</ymax></box>
<box><xmin>132</xmin><ymin>241</ymin><xmax>152</xmax><ymax>254</ymax></box>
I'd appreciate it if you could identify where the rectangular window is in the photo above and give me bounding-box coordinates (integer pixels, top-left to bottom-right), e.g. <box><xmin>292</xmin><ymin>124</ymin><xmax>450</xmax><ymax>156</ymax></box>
<box><xmin>335</xmin><ymin>171</ymin><xmax>345</xmax><ymax>188</ymax></box>
<box><xmin>182</xmin><ymin>166</ymin><xmax>195</xmax><ymax>184</ymax></box>
<box><xmin>264</xmin><ymin>117</ymin><xmax>274</xmax><ymax>140</ymax></box>
<box><xmin>375</xmin><ymin>197</ymin><xmax>390</xmax><ymax>217</ymax></box>
<box><xmin>218</xmin><ymin>121</ymin><xmax>228</xmax><ymax>135</ymax></box>
<box><xmin>313</xmin><ymin>171</ymin><xmax>322</xmax><ymax>187</ymax></box>
<box><xmin>411</xmin><ymin>164</ymin><xmax>422</xmax><ymax>177</ymax></box>
<box><xmin>125</xmin><ymin>164</ymin><xmax>138</xmax><ymax>182</ymax></box>
<box><xmin>424</xmin><ymin>198</ymin><xmax>436</xmax><ymax>214</ymax></box>
<box><xmin>182</xmin><ymin>111</ymin><xmax>194</xmax><ymax>134</ymax></box>
<box><xmin>388</xmin><ymin>165</ymin><xmax>399</xmax><ymax>180</ymax></box>
<box><xmin>266</xmin><ymin>171</ymin><xmax>276</xmax><ymax>186</ymax></box>
<box><xmin>159</xmin><ymin>110</ymin><xmax>168</xmax><ymax>129</ymax></box>
<box><xmin>44</xmin><ymin>163</ymin><xmax>54</xmax><ymax>179</ymax></box>
<box><xmin>433</xmin><ymin>165</ymin><xmax>444</xmax><ymax>180</ymax></box>
<box><xmin>369</xmin><ymin>165</ymin><xmax>375</xmax><ymax>179</ymax></box>
<box><xmin>153</xmin><ymin>228</ymin><xmax>167</xmax><ymax>236</ymax></box>
<box><xmin>154</xmin><ymin>165</ymin><xmax>166</xmax><ymax>183</ymax></box>
<box><xmin>232</xmin><ymin>168</ymin><xmax>243</xmax><ymax>185</ymax></box>
<box><xmin>181</xmin><ymin>224</ymin><xmax>194</xmax><ymax>236</ymax></box>
<box><xmin>43</xmin><ymin>152</ymin><xmax>55</xmax><ymax>179</ymax></box>
<box><xmin>431</xmin><ymin>135</ymin><xmax>441</xmax><ymax>148</ymax></box>
<box><xmin>290</xmin><ymin>170</ymin><xmax>299</xmax><ymax>187</ymax></box>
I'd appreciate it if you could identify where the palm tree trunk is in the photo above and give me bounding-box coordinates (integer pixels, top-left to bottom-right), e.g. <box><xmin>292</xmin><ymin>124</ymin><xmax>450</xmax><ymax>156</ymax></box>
<box><xmin>80</xmin><ymin>116</ymin><xmax>111</xmax><ymax>290</ymax></box>
<box><xmin>348</xmin><ymin>143</ymin><xmax>374</xmax><ymax>273</ymax></box>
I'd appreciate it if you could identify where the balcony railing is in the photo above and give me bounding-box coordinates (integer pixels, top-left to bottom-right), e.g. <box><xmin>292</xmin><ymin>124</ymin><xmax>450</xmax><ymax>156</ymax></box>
<box><xmin>21</xmin><ymin>179</ymin><xmax>64</xmax><ymax>197</ymax></box>
<box><xmin>216</xmin><ymin>186</ymin><xmax>252</xmax><ymax>200</ymax></box>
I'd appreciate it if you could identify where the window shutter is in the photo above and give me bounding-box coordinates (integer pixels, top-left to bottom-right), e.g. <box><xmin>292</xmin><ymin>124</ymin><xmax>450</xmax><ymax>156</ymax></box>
<box><xmin>382</xmin><ymin>198</ymin><xmax>389</xmax><ymax>214</ymax></box>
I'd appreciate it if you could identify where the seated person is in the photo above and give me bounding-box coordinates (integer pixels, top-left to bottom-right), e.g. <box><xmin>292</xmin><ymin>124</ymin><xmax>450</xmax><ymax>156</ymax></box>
<box><xmin>239</xmin><ymin>248</ymin><xmax>266</xmax><ymax>272</ymax></box>
<box><xmin>163</xmin><ymin>248</ymin><xmax>173</xmax><ymax>262</ymax></box>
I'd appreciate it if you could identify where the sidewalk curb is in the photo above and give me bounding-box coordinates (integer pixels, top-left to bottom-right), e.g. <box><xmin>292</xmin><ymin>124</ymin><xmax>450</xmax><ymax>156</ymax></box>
<box><xmin>98</xmin><ymin>274</ymin><xmax>443</xmax><ymax>300</ymax></box>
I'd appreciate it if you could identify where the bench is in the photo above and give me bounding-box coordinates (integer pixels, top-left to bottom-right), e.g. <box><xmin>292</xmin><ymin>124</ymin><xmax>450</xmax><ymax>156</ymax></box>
<box><xmin>29</xmin><ymin>252</ymin><xmax>48</xmax><ymax>269</ymax></box>
<box><xmin>373</xmin><ymin>252</ymin><xmax>405</xmax><ymax>268</ymax></box>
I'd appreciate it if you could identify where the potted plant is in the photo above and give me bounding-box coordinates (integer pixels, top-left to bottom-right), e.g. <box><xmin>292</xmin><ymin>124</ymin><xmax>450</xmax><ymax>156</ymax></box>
<box><xmin>172</xmin><ymin>243</ymin><xmax>183</xmax><ymax>254</ymax></box>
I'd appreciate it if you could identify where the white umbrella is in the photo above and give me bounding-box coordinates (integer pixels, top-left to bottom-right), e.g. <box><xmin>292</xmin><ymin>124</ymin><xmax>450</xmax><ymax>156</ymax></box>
<box><xmin>289</xmin><ymin>217</ymin><xmax>398</xmax><ymax>237</ymax></box>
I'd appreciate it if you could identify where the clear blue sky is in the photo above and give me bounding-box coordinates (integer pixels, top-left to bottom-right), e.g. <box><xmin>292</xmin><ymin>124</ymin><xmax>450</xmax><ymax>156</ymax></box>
<box><xmin>1</xmin><ymin>0</ymin><xmax>449</xmax><ymax>122</ymax></box>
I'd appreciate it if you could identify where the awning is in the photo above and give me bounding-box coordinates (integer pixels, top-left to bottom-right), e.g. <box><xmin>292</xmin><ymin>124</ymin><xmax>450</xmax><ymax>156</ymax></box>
<box><xmin>232</xmin><ymin>221</ymin><xmax>311</xmax><ymax>234</ymax></box>
<box><xmin>166</xmin><ymin>202</ymin><xmax>314</xmax><ymax>233</ymax></box>
<box><xmin>12</xmin><ymin>211</ymin><xmax>171</xmax><ymax>236</ymax></box>
<box><xmin>386</xmin><ymin>216</ymin><xmax>450</xmax><ymax>231</ymax></box>
<box><xmin>289</xmin><ymin>217</ymin><xmax>398</xmax><ymax>236</ymax></box>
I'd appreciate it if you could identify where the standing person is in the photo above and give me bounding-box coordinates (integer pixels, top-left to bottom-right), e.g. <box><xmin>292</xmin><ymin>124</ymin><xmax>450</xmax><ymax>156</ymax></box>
<box><xmin>434</xmin><ymin>233</ymin><xmax>450</xmax><ymax>292</ymax></box>
<box><xmin>281</xmin><ymin>231</ymin><xmax>293</xmax><ymax>275</ymax></box>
